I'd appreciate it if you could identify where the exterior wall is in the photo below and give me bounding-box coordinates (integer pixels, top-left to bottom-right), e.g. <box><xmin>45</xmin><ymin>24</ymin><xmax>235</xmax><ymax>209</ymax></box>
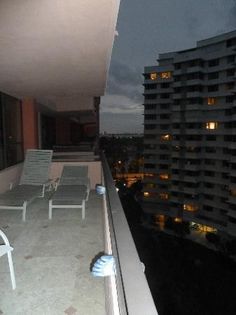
<box><xmin>22</xmin><ymin>98</ymin><xmax>38</xmax><ymax>152</ymax></box>
<box><xmin>0</xmin><ymin>163</ymin><xmax>23</xmax><ymax>193</ymax></box>
<box><xmin>142</xmin><ymin>30</ymin><xmax>236</xmax><ymax>236</ymax></box>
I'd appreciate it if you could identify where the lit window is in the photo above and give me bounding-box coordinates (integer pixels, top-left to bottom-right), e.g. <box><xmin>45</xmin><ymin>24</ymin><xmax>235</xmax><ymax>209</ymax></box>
<box><xmin>159</xmin><ymin>174</ymin><xmax>170</xmax><ymax>180</ymax></box>
<box><xmin>159</xmin><ymin>193</ymin><xmax>169</xmax><ymax>200</ymax></box>
<box><xmin>143</xmin><ymin>191</ymin><xmax>150</xmax><ymax>197</ymax></box>
<box><xmin>190</xmin><ymin>222</ymin><xmax>217</xmax><ymax>233</ymax></box>
<box><xmin>144</xmin><ymin>173</ymin><xmax>155</xmax><ymax>178</ymax></box>
<box><xmin>160</xmin><ymin>72</ymin><xmax>171</xmax><ymax>79</ymax></box>
<box><xmin>183</xmin><ymin>204</ymin><xmax>198</xmax><ymax>212</ymax></box>
<box><xmin>174</xmin><ymin>217</ymin><xmax>182</xmax><ymax>223</ymax></box>
<box><xmin>205</xmin><ymin>122</ymin><xmax>218</xmax><ymax>130</ymax></box>
<box><xmin>150</xmin><ymin>73</ymin><xmax>158</xmax><ymax>80</ymax></box>
<box><xmin>198</xmin><ymin>225</ymin><xmax>217</xmax><ymax>233</ymax></box>
<box><xmin>231</xmin><ymin>189</ymin><xmax>236</xmax><ymax>196</ymax></box>
<box><xmin>161</xmin><ymin>134</ymin><xmax>171</xmax><ymax>141</ymax></box>
<box><xmin>154</xmin><ymin>215</ymin><xmax>165</xmax><ymax>230</ymax></box>
<box><xmin>207</xmin><ymin>97</ymin><xmax>216</xmax><ymax>105</ymax></box>
<box><xmin>145</xmin><ymin>183</ymin><xmax>156</xmax><ymax>189</ymax></box>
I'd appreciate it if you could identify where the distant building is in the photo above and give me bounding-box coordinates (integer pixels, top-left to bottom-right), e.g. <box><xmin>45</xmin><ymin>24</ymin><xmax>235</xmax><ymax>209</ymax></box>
<box><xmin>142</xmin><ymin>30</ymin><xmax>236</xmax><ymax>237</ymax></box>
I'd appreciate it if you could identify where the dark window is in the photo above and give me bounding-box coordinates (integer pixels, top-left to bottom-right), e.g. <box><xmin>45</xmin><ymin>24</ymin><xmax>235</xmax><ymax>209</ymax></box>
<box><xmin>204</xmin><ymin>159</ymin><xmax>215</xmax><ymax>165</ymax></box>
<box><xmin>160</xmin><ymin>104</ymin><xmax>170</xmax><ymax>109</ymax></box>
<box><xmin>204</xmin><ymin>171</ymin><xmax>215</xmax><ymax>177</ymax></box>
<box><xmin>226</xmin><ymin>96</ymin><xmax>234</xmax><ymax>103</ymax></box>
<box><xmin>208</xmin><ymin>72</ymin><xmax>219</xmax><ymax>80</ymax></box>
<box><xmin>226</xmin><ymin>82</ymin><xmax>234</xmax><ymax>90</ymax></box>
<box><xmin>144</xmin><ymin>144</ymin><xmax>156</xmax><ymax>150</ymax></box>
<box><xmin>0</xmin><ymin>93</ymin><xmax>24</xmax><ymax>170</ymax></box>
<box><xmin>226</xmin><ymin>38</ymin><xmax>236</xmax><ymax>47</ymax></box>
<box><xmin>174</xmin><ymin>87</ymin><xmax>181</xmax><ymax>93</ymax></box>
<box><xmin>227</xmin><ymin>55</ymin><xmax>235</xmax><ymax>63</ymax></box>
<box><xmin>208</xmin><ymin>59</ymin><xmax>219</xmax><ymax>67</ymax></box>
<box><xmin>145</xmin><ymin>104</ymin><xmax>157</xmax><ymax>110</ymax></box>
<box><xmin>145</xmin><ymin>84</ymin><xmax>157</xmax><ymax>90</ymax></box>
<box><xmin>144</xmin><ymin>163</ymin><xmax>155</xmax><ymax>169</ymax></box>
<box><xmin>205</xmin><ymin>147</ymin><xmax>216</xmax><ymax>153</ymax></box>
<box><xmin>159</xmin><ymin>164</ymin><xmax>169</xmax><ymax>170</ymax></box>
<box><xmin>160</xmin><ymin>125</ymin><xmax>169</xmax><ymax>130</ymax></box>
<box><xmin>205</xmin><ymin>135</ymin><xmax>216</xmax><ymax>141</ymax></box>
<box><xmin>145</xmin><ymin>114</ymin><xmax>157</xmax><ymax>120</ymax></box>
<box><xmin>145</xmin><ymin>94</ymin><xmax>156</xmax><ymax>100</ymax></box>
<box><xmin>226</xmin><ymin>39</ymin><xmax>232</xmax><ymax>47</ymax></box>
<box><xmin>208</xmin><ymin>85</ymin><xmax>218</xmax><ymax>92</ymax></box>
<box><xmin>229</xmin><ymin>216</ymin><xmax>236</xmax><ymax>224</ymax></box>
<box><xmin>159</xmin><ymin>154</ymin><xmax>169</xmax><ymax>159</ymax></box>
<box><xmin>160</xmin><ymin>114</ymin><xmax>170</xmax><ymax>120</ymax></box>
<box><xmin>145</xmin><ymin>124</ymin><xmax>156</xmax><ymax>130</ymax></box>
<box><xmin>160</xmin><ymin>94</ymin><xmax>170</xmax><ymax>99</ymax></box>
<box><xmin>204</xmin><ymin>182</ymin><xmax>214</xmax><ymax>188</ymax></box>
<box><xmin>227</xmin><ymin>69</ymin><xmax>235</xmax><ymax>77</ymax></box>
<box><xmin>161</xmin><ymin>83</ymin><xmax>170</xmax><ymax>89</ymax></box>
<box><xmin>175</xmin><ymin>63</ymin><xmax>181</xmax><ymax>70</ymax></box>
<box><xmin>204</xmin><ymin>194</ymin><xmax>214</xmax><ymax>200</ymax></box>
<box><xmin>203</xmin><ymin>205</ymin><xmax>213</xmax><ymax>212</ymax></box>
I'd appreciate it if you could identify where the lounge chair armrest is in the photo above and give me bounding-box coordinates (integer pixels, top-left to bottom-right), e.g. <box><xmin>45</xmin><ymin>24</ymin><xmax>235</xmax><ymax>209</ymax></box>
<box><xmin>39</xmin><ymin>180</ymin><xmax>54</xmax><ymax>197</ymax></box>
<box><xmin>42</xmin><ymin>179</ymin><xmax>55</xmax><ymax>191</ymax></box>
<box><xmin>53</xmin><ymin>177</ymin><xmax>60</xmax><ymax>190</ymax></box>
<box><xmin>9</xmin><ymin>181</ymin><xmax>18</xmax><ymax>190</ymax></box>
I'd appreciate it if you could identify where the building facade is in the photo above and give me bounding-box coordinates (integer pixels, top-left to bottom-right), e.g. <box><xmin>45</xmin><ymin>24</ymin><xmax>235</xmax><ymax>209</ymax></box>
<box><xmin>0</xmin><ymin>0</ymin><xmax>120</xmax><ymax>157</ymax></box>
<box><xmin>142</xmin><ymin>30</ymin><xmax>236</xmax><ymax>236</ymax></box>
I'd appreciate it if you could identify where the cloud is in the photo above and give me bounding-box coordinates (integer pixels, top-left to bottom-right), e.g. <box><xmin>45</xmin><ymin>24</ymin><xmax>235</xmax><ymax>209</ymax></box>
<box><xmin>100</xmin><ymin>60</ymin><xmax>144</xmax><ymax>120</ymax></box>
<box><xmin>100</xmin><ymin>112</ymin><xmax>143</xmax><ymax>133</ymax></box>
<box><xmin>100</xmin><ymin>94</ymin><xmax>143</xmax><ymax>114</ymax></box>
<box><xmin>109</xmin><ymin>60</ymin><xmax>142</xmax><ymax>87</ymax></box>
<box><xmin>106</xmin><ymin>60</ymin><xmax>144</xmax><ymax>103</ymax></box>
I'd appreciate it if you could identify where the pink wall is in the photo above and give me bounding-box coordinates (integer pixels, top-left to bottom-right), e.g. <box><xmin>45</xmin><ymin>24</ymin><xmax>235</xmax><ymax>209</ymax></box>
<box><xmin>22</xmin><ymin>98</ymin><xmax>38</xmax><ymax>152</ymax></box>
<box><xmin>0</xmin><ymin>164</ymin><xmax>23</xmax><ymax>193</ymax></box>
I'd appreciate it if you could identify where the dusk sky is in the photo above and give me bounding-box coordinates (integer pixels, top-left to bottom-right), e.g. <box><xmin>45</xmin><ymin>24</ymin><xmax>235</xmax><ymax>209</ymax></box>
<box><xmin>100</xmin><ymin>0</ymin><xmax>236</xmax><ymax>133</ymax></box>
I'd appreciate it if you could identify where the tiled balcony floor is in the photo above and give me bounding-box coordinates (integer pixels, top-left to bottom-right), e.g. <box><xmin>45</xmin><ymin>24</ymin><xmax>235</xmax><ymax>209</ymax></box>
<box><xmin>0</xmin><ymin>191</ymin><xmax>105</xmax><ymax>315</ymax></box>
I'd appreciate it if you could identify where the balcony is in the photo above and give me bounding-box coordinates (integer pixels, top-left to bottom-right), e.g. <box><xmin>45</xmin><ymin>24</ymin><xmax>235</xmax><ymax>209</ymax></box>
<box><xmin>0</xmin><ymin>153</ymin><xmax>158</xmax><ymax>315</ymax></box>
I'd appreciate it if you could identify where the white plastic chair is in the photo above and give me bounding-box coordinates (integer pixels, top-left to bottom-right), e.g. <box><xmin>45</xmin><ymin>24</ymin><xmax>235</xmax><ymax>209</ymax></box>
<box><xmin>0</xmin><ymin>229</ymin><xmax>16</xmax><ymax>290</ymax></box>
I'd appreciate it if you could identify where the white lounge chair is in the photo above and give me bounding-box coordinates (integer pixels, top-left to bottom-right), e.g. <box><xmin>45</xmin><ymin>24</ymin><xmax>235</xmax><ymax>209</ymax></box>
<box><xmin>49</xmin><ymin>165</ymin><xmax>89</xmax><ymax>220</ymax></box>
<box><xmin>0</xmin><ymin>229</ymin><xmax>16</xmax><ymax>290</ymax></box>
<box><xmin>0</xmin><ymin>149</ymin><xmax>53</xmax><ymax>221</ymax></box>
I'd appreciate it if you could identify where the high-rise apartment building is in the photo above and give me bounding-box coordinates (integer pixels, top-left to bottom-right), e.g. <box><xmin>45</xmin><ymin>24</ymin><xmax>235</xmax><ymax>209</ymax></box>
<box><xmin>142</xmin><ymin>30</ymin><xmax>236</xmax><ymax>237</ymax></box>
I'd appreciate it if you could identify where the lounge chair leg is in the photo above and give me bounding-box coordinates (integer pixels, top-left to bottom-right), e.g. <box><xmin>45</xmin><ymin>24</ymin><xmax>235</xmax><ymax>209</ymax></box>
<box><xmin>41</xmin><ymin>185</ymin><xmax>46</xmax><ymax>198</ymax></box>
<box><xmin>7</xmin><ymin>251</ymin><xmax>16</xmax><ymax>290</ymax></box>
<box><xmin>82</xmin><ymin>200</ymin><xmax>85</xmax><ymax>220</ymax></box>
<box><xmin>49</xmin><ymin>200</ymin><xmax>52</xmax><ymax>219</ymax></box>
<box><xmin>22</xmin><ymin>202</ymin><xmax>27</xmax><ymax>222</ymax></box>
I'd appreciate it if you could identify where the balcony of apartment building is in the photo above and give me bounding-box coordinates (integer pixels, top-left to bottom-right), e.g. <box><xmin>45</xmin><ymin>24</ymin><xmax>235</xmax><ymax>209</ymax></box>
<box><xmin>0</xmin><ymin>151</ymin><xmax>158</xmax><ymax>315</ymax></box>
<box><xmin>0</xmin><ymin>2</ymin><xmax>158</xmax><ymax>314</ymax></box>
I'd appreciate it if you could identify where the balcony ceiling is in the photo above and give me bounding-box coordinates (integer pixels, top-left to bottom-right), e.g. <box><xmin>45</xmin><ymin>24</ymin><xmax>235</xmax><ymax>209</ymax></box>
<box><xmin>0</xmin><ymin>0</ymin><xmax>120</xmax><ymax>111</ymax></box>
